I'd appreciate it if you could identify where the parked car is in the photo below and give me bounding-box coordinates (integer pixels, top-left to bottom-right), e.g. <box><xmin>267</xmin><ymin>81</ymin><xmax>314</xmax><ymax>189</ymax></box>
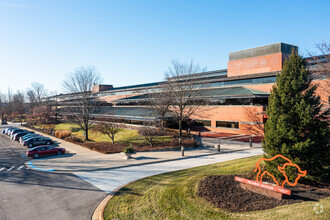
<box><xmin>26</xmin><ymin>145</ymin><xmax>65</xmax><ymax>158</ymax></box>
<box><xmin>2</xmin><ymin>127</ymin><xmax>14</xmax><ymax>134</ymax></box>
<box><xmin>13</xmin><ymin>131</ymin><xmax>34</xmax><ymax>141</ymax></box>
<box><xmin>8</xmin><ymin>128</ymin><xmax>24</xmax><ymax>136</ymax></box>
<box><xmin>19</xmin><ymin>134</ymin><xmax>41</xmax><ymax>143</ymax></box>
<box><xmin>22</xmin><ymin>137</ymin><xmax>53</xmax><ymax>148</ymax></box>
<box><xmin>10</xmin><ymin>129</ymin><xmax>27</xmax><ymax>139</ymax></box>
<box><xmin>5</xmin><ymin>127</ymin><xmax>17</xmax><ymax>135</ymax></box>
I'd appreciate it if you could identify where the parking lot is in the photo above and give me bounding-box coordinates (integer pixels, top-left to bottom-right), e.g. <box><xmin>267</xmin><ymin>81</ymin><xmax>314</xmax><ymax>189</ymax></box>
<box><xmin>0</xmin><ymin>129</ymin><xmax>30</xmax><ymax>173</ymax></box>
<box><xmin>0</xmin><ymin>125</ymin><xmax>107</xmax><ymax>220</ymax></box>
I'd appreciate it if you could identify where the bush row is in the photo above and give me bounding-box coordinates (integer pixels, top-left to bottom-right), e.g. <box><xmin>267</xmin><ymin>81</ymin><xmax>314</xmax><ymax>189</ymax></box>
<box><xmin>82</xmin><ymin>138</ymin><xmax>196</xmax><ymax>154</ymax></box>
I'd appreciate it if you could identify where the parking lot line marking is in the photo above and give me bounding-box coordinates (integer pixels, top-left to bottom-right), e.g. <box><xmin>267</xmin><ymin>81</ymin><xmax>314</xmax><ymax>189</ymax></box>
<box><xmin>27</xmin><ymin>161</ymin><xmax>55</xmax><ymax>172</ymax></box>
<box><xmin>0</xmin><ymin>167</ymin><xmax>5</xmax><ymax>171</ymax></box>
<box><xmin>17</xmin><ymin>165</ymin><xmax>24</xmax><ymax>170</ymax></box>
<box><xmin>7</xmin><ymin>166</ymin><xmax>14</xmax><ymax>171</ymax></box>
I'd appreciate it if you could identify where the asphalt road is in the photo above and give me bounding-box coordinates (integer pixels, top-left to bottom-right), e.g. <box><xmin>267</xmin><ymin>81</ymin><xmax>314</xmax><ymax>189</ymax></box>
<box><xmin>0</xmin><ymin>125</ymin><xmax>107</xmax><ymax>220</ymax></box>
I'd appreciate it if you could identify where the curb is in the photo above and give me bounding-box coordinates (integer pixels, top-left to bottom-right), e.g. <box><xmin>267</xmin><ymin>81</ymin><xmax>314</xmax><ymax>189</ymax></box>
<box><xmin>92</xmin><ymin>194</ymin><xmax>113</xmax><ymax>220</ymax></box>
<box><xmin>91</xmin><ymin>181</ymin><xmax>136</xmax><ymax>220</ymax></box>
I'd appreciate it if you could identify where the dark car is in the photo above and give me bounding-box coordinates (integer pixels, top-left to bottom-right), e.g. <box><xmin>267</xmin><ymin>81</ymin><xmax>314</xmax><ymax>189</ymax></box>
<box><xmin>10</xmin><ymin>129</ymin><xmax>27</xmax><ymax>139</ymax></box>
<box><xmin>26</xmin><ymin>145</ymin><xmax>65</xmax><ymax>158</ymax></box>
<box><xmin>13</xmin><ymin>131</ymin><xmax>34</xmax><ymax>141</ymax></box>
<box><xmin>22</xmin><ymin>137</ymin><xmax>53</xmax><ymax>148</ymax></box>
<box><xmin>8</xmin><ymin>128</ymin><xmax>25</xmax><ymax>136</ymax></box>
<box><xmin>20</xmin><ymin>134</ymin><xmax>41</xmax><ymax>143</ymax></box>
<box><xmin>10</xmin><ymin>129</ymin><xmax>28</xmax><ymax>139</ymax></box>
<box><xmin>5</xmin><ymin>127</ymin><xmax>17</xmax><ymax>135</ymax></box>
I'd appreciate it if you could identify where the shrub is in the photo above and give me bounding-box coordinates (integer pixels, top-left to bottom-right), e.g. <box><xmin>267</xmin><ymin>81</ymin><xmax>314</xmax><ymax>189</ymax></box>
<box><xmin>138</xmin><ymin>126</ymin><xmax>160</xmax><ymax>147</ymax></box>
<box><xmin>81</xmin><ymin>138</ymin><xmax>195</xmax><ymax>154</ymax></box>
<box><xmin>55</xmin><ymin>130</ymin><xmax>71</xmax><ymax>139</ymax></box>
<box><xmin>124</xmin><ymin>145</ymin><xmax>135</xmax><ymax>154</ymax></box>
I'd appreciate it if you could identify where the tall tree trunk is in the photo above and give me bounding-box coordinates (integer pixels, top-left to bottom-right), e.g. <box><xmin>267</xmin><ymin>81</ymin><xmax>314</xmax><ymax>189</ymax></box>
<box><xmin>161</xmin><ymin>117</ymin><xmax>165</xmax><ymax>133</ymax></box>
<box><xmin>179</xmin><ymin>119</ymin><xmax>182</xmax><ymax>137</ymax></box>
<box><xmin>85</xmin><ymin>127</ymin><xmax>89</xmax><ymax>141</ymax></box>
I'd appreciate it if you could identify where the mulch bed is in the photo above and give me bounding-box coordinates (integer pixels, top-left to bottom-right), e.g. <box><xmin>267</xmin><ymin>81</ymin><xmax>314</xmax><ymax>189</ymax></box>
<box><xmin>201</xmin><ymin>132</ymin><xmax>239</xmax><ymax>138</ymax></box>
<box><xmin>198</xmin><ymin>175</ymin><xmax>330</xmax><ymax>212</ymax></box>
<box><xmin>81</xmin><ymin>138</ymin><xmax>195</xmax><ymax>154</ymax></box>
<box><xmin>200</xmin><ymin>132</ymin><xmax>264</xmax><ymax>143</ymax></box>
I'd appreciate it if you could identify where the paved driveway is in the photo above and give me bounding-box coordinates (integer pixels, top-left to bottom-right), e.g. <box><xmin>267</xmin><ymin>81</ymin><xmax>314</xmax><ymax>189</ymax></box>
<box><xmin>0</xmin><ymin>125</ymin><xmax>107</xmax><ymax>220</ymax></box>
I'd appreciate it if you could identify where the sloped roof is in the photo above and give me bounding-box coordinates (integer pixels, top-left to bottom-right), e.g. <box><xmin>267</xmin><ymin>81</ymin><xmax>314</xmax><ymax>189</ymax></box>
<box><xmin>200</xmin><ymin>87</ymin><xmax>269</xmax><ymax>97</ymax></box>
<box><xmin>91</xmin><ymin>106</ymin><xmax>158</xmax><ymax>118</ymax></box>
<box><xmin>114</xmin><ymin>86</ymin><xmax>269</xmax><ymax>103</ymax></box>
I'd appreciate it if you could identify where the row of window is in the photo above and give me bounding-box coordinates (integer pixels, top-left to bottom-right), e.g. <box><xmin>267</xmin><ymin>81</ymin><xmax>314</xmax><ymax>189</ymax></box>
<box><xmin>216</xmin><ymin>121</ymin><xmax>239</xmax><ymax>129</ymax></box>
<box><xmin>115</xmin><ymin>97</ymin><xmax>268</xmax><ymax>106</ymax></box>
<box><xmin>194</xmin><ymin>120</ymin><xmax>239</xmax><ymax>129</ymax></box>
<box><xmin>99</xmin><ymin>76</ymin><xmax>277</xmax><ymax>98</ymax></box>
<box><xmin>198</xmin><ymin>76</ymin><xmax>276</xmax><ymax>88</ymax></box>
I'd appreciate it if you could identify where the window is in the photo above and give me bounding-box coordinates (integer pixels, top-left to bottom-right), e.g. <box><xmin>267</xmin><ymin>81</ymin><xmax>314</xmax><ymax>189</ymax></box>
<box><xmin>216</xmin><ymin>121</ymin><xmax>239</xmax><ymax>129</ymax></box>
<box><xmin>194</xmin><ymin>120</ymin><xmax>211</xmax><ymax>127</ymax></box>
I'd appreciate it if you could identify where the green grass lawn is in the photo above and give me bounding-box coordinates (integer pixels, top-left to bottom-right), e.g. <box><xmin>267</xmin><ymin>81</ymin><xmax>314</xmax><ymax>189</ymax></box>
<box><xmin>55</xmin><ymin>123</ymin><xmax>171</xmax><ymax>143</ymax></box>
<box><xmin>104</xmin><ymin>156</ymin><xmax>330</xmax><ymax>220</ymax></box>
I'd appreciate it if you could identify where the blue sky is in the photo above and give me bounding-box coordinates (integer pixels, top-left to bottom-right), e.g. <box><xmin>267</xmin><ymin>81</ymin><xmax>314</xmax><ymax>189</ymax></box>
<box><xmin>0</xmin><ymin>0</ymin><xmax>329</xmax><ymax>94</ymax></box>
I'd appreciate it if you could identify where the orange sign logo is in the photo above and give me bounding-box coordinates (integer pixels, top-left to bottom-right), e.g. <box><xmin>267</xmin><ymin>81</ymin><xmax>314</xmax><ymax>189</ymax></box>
<box><xmin>254</xmin><ymin>155</ymin><xmax>307</xmax><ymax>187</ymax></box>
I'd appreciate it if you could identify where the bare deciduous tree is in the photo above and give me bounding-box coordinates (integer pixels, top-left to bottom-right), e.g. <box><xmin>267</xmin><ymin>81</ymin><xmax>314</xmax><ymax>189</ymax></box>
<box><xmin>138</xmin><ymin>125</ymin><xmax>160</xmax><ymax>147</ymax></box>
<box><xmin>31</xmin><ymin>82</ymin><xmax>46</xmax><ymax>103</ymax></box>
<box><xmin>307</xmin><ymin>41</ymin><xmax>330</xmax><ymax>105</ymax></box>
<box><xmin>12</xmin><ymin>90</ymin><xmax>25</xmax><ymax>123</ymax></box>
<box><xmin>45</xmin><ymin>90</ymin><xmax>60</xmax><ymax>124</ymax></box>
<box><xmin>165</xmin><ymin>59</ymin><xmax>207</xmax><ymax>137</ymax></box>
<box><xmin>26</xmin><ymin>104</ymin><xmax>53</xmax><ymax>125</ymax></box>
<box><xmin>148</xmin><ymin>84</ymin><xmax>172</xmax><ymax>132</ymax></box>
<box><xmin>26</xmin><ymin>82</ymin><xmax>47</xmax><ymax>107</ymax></box>
<box><xmin>0</xmin><ymin>92</ymin><xmax>5</xmax><ymax>119</ymax></box>
<box><xmin>62</xmin><ymin>66</ymin><xmax>102</xmax><ymax>140</ymax></box>
<box><xmin>94</xmin><ymin>121</ymin><xmax>121</xmax><ymax>144</ymax></box>
<box><xmin>6</xmin><ymin>88</ymin><xmax>13</xmax><ymax>118</ymax></box>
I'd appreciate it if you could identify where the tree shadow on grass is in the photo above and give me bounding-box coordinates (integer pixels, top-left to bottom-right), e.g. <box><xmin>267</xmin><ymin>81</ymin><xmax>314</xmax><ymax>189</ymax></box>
<box><xmin>115</xmin><ymin>187</ymin><xmax>142</xmax><ymax>196</ymax></box>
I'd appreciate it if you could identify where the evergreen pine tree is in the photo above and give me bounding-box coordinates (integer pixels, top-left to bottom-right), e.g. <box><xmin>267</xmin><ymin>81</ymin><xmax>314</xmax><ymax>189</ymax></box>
<box><xmin>263</xmin><ymin>51</ymin><xmax>329</xmax><ymax>181</ymax></box>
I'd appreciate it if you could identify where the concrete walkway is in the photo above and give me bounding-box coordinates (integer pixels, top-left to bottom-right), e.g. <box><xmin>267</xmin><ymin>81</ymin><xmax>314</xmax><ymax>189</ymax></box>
<box><xmin>75</xmin><ymin>147</ymin><xmax>263</xmax><ymax>193</ymax></box>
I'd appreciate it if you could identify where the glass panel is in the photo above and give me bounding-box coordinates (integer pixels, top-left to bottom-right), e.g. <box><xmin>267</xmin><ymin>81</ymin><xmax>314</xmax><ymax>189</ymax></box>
<box><xmin>194</xmin><ymin>120</ymin><xmax>211</xmax><ymax>127</ymax></box>
<box><xmin>216</xmin><ymin>121</ymin><xmax>239</xmax><ymax>129</ymax></box>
